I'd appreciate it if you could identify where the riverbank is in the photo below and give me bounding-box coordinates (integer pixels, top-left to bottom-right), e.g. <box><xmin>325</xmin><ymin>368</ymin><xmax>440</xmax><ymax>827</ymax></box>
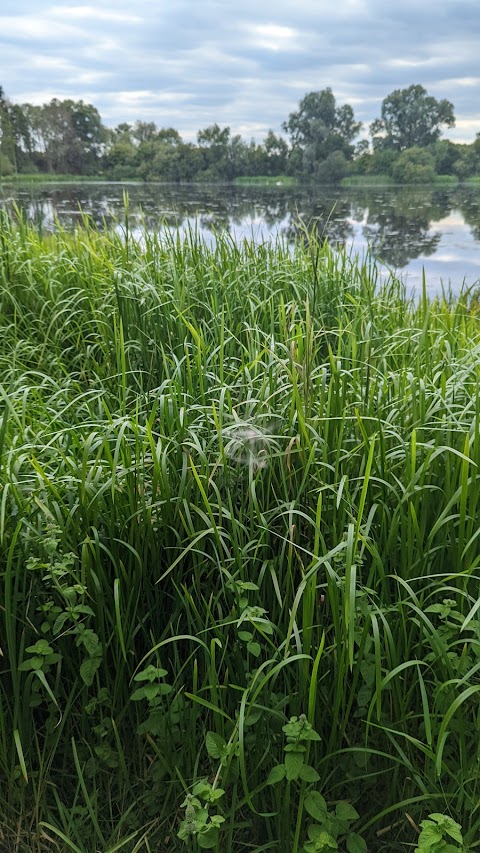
<box><xmin>1</xmin><ymin>213</ymin><xmax>480</xmax><ymax>851</ymax></box>
<box><xmin>3</xmin><ymin>172</ymin><xmax>479</xmax><ymax>188</ymax></box>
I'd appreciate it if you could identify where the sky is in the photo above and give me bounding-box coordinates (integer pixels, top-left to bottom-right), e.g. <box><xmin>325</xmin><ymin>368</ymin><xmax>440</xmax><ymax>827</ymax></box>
<box><xmin>1</xmin><ymin>0</ymin><xmax>479</xmax><ymax>144</ymax></box>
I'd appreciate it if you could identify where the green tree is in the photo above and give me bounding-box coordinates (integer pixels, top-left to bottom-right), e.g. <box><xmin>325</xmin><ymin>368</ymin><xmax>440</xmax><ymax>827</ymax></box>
<box><xmin>0</xmin><ymin>86</ymin><xmax>16</xmax><ymax>173</ymax></box>
<box><xmin>452</xmin><ymin>135</ymin><xmax>480</xmax><ymax>179</ymax></box>
<box><xmin>156</xmin><ymin>127</ymin><xmax>182</xmax><ymax>147</ymax></box>
<box><xmin>429</xmin><ymin>139</ymin><xmax>462</xmax><ymax>175</ymax></box>
<box><xmin>103</xmin><ymin>140</ymin><xmax>138</xmax><ymax>179</ymax></box>
<box><xmin>68</xmin><ymin>100</ymin><xmax>105</xmax><ymax>173</ymax></box>
<box><xmin>282</xmin><ymin>88</ymin><xmax>361</xmax><ymax>180</ymax></box>
<box><xmin>371</xmin><ymin>84</ymin><xmax>455</xmax><ymax>151</ymax></box>
<box><xmin>29</xmin><ymin>99</ymin><xmax>105</xmax><ymax>174</ymax></box>
<box><xmin>197</xmin><ymin>124</ymin><xmax>233</xmax><ymax>179</ymax></box>
<box><xmin>132</xmin><ymin>121</ymin><xmax>158</xmax><ymax>145</ymax></box>
<box><xmin>263</xmin><ymin>130</ymin><xmax>289</xmax><ymax>175</ymax></box>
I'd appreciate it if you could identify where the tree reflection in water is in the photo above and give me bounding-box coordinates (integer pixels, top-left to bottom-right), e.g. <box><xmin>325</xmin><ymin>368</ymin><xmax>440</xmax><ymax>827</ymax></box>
<box><xmin>1</xmin><ymin>182</ymin><xmax>480</xmax><ymax>289</ymax></box>
<box><xmin>359</xmin><ymin>188</ymin><xmax>449</xmax><ymax>267</ymax></box>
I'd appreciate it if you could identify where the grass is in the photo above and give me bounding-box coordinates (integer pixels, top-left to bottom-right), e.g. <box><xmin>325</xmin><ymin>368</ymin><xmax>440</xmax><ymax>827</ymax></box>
<box><xmin>433</xmin><ymin>174</ymin><xmax>460</xmax><ymax>185</ymax></box>
<box><xmin>342</xmin><ymin>174</ymin><xmax>460</xmax><ymax>188</ymax></box>
<box><xmin>1</xmin><ymin>209</ymin><xmax>480</xmax><ymax>851</ymax></box>
<box><xmin>234</xmin><ymin>175</ymin><xmax>297</xmax><ymax>186</ymax></box>
<box><xmin>341</xmin><ymin>175</ymin><xmax>394</xmax><ymax>187</ymax></box>
<box><xmin>0</xmin><ymin>173</ymin><xmax>112</xmax><ymax>184</ymax></box>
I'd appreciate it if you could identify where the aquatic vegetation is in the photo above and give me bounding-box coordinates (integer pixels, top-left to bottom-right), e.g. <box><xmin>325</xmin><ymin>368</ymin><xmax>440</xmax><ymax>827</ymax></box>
<box><xmin>0</xmin><ymin>211</ymin><xmax>479</xmax><ymax>851</ymax></box>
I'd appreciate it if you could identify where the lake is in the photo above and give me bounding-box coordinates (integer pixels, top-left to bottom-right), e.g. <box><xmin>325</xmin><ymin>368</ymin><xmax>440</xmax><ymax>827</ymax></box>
<box><xmin>2</xmin><ymin>181</ymin><xmax>480</xmax><ymax>294</ymax></box>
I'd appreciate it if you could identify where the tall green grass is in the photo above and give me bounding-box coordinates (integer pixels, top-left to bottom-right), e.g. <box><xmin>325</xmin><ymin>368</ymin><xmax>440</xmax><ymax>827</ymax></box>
<box><xmin>0</xmin><ymin>173</ymin><xmax>115</xmax><ymax>184</ymax></box>
<box><xmin>1</xmin><ymin>210</ymin><xmax>480</xmax><ymax>851</ymax></box>
<box><xmin>234</xmin><ymin>176</ymin><xmax>297</xmax><ymax>186</ymax></box>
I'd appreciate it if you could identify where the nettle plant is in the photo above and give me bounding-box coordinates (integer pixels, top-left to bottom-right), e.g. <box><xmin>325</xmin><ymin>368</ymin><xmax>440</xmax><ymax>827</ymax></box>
<box><xmin>177</xmin><ymin>781</ymin><xmax>226</xmax><ymax>850</ymax></box>
<box><xmin>226</xmin><ymin>577</ymin><xmax>275</xmax><ymax>659</ymax></box>
<box><xmin>21</xmin><ymin>526</ymin><xmax>103</xmax><ymax>710</ymax></box>
<box><xmin>176</xmin><ymin>715</ymin><xmax>366</xmax><ymax>852</ymax></box>
<box><xmin>177</xmin><ymin>729</ymin><xmax>240</xmax><ymax>850</ymax></box>
<box><xmin>414</xmin><ymin>813</ymin><xmax>469</xmax><ymax>853</ymax></box>
<box><xmin>266</xmin><ymin>715</ymin><xmax>366</xmax><ymax>853</ymax></box>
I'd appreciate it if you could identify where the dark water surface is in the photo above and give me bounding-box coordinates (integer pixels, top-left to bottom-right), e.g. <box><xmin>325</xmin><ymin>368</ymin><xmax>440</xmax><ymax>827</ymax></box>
<box><xmin>2</xmin><ymin>181</ymin><xmax>480</xmax><ymax>294</ymax></box>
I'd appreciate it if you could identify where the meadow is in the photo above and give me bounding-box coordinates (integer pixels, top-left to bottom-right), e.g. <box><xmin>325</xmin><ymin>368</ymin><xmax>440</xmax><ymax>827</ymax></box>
<box><xmin>1</xmin><ymin>208</ymin><xmax>480</xmax><ymax>852</ymax></box>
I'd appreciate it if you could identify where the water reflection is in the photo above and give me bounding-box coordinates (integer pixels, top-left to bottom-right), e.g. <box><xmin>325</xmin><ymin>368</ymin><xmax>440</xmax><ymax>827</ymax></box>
<box><xmin>359</xmin><ymin>188</ymin><xmax>450</xmax><ymax>267</ymax></box>
<box><xmin>2</xmin><ymin>181</ymin><xmax>480</xmax><ymax>291</ymax></box>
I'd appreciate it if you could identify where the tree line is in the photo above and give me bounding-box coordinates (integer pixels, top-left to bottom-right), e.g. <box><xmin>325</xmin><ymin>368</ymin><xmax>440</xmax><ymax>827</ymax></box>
<box><xmin>1</xmin><ymin>83</ymin><xmax>479</xmax><ymax>184</ymax></box>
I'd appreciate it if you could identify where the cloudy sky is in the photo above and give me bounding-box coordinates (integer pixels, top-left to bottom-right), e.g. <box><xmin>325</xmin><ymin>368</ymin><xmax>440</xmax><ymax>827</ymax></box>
<box><xmin>1</xmin><ymin>0</ymin><xmax>479</xmax><ymax>143</ymax></box>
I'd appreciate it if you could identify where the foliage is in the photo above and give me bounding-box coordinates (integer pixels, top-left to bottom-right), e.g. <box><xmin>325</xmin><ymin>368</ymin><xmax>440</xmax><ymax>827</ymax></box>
<box><xmin>283</xmin><ymin>88</ymin><xmax>361</xmax><ymax>179</ymax></box>
<box><xmin>414</xmin><ymin>813</ymin><xmax>469</xmax><ymax>852</ymax></box>
<box><xmin>371</xmin><ymin>84</ymin><xmax>455</xmax><ymax>151</ymax></box>
<box><xmin>2</xmin><ymin>82</ymin><xmax>480</xmax><ymax>185</ymax></box>
<box><xmin>0</xmin><ymin>212</ymin><xmax>479</xmax><ymax>850</ymax></box>
<box><xmin>392</xmin><ymin>146</ymin><xmax>437</xmax><ymax>184</ymax></box>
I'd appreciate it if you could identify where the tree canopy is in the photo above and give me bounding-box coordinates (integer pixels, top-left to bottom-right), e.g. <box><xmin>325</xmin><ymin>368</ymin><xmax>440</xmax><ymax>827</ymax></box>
<box><xmin>282</xmin><ymin>88</ymin><xmax>362</xmax><ymax>179</ymax></box>
<box><xmin>1</xmin><ymin>82</ymin><xmax>479</xmax><ymax>185</ymax></box>
<box><xmin>371</xmin><ymin>84</ymin><xmax>455</xmax><ymax>151</ymax></box>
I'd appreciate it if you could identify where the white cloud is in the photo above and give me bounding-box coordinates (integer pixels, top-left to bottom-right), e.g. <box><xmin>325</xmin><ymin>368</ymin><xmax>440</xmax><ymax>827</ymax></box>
<box><xmin>48</xmin><ymin>5</ymin><xmax>141</xmax><ymax>23</ymax></box>
<box><xmin>246</xmin><ymin>24</ymin><xmax>301</xmax><ymax>51</ymax></box>
<box><xmin>0</xmin><ymin>0</ymin><xmax>479</xmax><ymax>141</ymax></box>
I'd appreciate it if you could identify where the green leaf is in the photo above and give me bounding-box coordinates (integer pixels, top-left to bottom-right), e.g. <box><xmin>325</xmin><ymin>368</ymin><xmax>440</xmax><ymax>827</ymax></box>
<box><xmin>25</xmin><ymin>640</ymin><xmax>53</xmax><ymax>655</ymax></box>
<box><xmin>304</xmin><ymin>791</ymin><xmax>327</xmax><ymax>822</ymax></box>
<box><xmin>80</xmin><ymin>656</ymin><xmax>101</xmax><ymax>686</ymax></box>
<box><xmin>76</xmin><ymin>629</ymin><xmax>101</xmax><ymax>656</ymax></box>
<box><xmin>192</xmin><ymin>782</ymin><xmax>212</xmax><ymax>799</ymax></box>
<box><xmin>74</xmin><ymin>605</ymin><xmax>95</xmax><ymax>617</ymax></box>
<box><xmin>134</xmin><ymin>665</ymin><xmax>168</xmax><ymax>682</ymax></box>
<box><xmin>441</xmin><ymin>818</ymin><xmax>463</xmax><ymax>844</ymax></box>
<box><xmin>307</xmin><ymin>825</ymin><xmax>323</xmax><ymax>842</ymax></box>
<box><xmin>53</xmin><ymin>612</ymin><xmax>69</xmax><ymax>635</ymax></box>
<box><xmin>346</xmin><ymin>833</ymin><xmax>367</xmax><ymax>853</ymax></box>
<box><xmin>266</xmin><ymin>764</ymin><xmax>286</xmax><ymax>785</ymax></box>
<box><xmin>299</xmin><ymin>764</ymin><xmax>320</xmax><ymax>783</ymax></box>
<box><xmin>208</xmin><ymin>788</ymin><xmax>225</xmax><ymax>802</ymax></box>
<box><xmin>205</xmin><ymin>731</ymin><xmax>226</xmax><ymax>759</ymax></box>
<box><xmin>417</xmin><ymin>824</ymin><xmax>443</xmax><ymax>847</ymax></box>
<box><xmin>285</xmin><ymin>750</ymin><xmax>304</xmax><ymax>780</ymax></box>
<box><xmin>305</xmin><ymin>729</ymin><xmax>321</xmax><ymax>741</ymax></box>
<box><xmin>142</xmin><ymin>683</ymin><xmax>160</xmax><ymax>700</ymax></box>
<box><xmin>197</xmin><ymin>828</ymin><xmax>219</xmax><ymax>849</ymax></box>
<box><xmin>311</xmin><ymin>831</ymin><xmax>338</xmax><ymax>850</ymax></box>
<box><xmin>238</xmin><ymin>631</ymin><xmax>253</xmax><ymax>641</ymax></box>
<box><xmin>335</xmin><ymin>802</ymin><xmax>359</xmax><ymax>822</ymax></box>
<box><xmin>130</xmin><ymin>687</ymin><xmax>147</xmax><ymax>701</ymax></box>
<box><xmin>247</xmin><ymin>641</ymin><xmax>261</xmax><ymax>657</ymax></box>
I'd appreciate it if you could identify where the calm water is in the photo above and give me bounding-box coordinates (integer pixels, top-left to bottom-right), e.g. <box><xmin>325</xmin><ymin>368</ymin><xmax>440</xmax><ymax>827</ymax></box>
<box><xmin>2</xmin><ymin>181</ymin><xmax>480</xmax><ymax>294</ymax></box>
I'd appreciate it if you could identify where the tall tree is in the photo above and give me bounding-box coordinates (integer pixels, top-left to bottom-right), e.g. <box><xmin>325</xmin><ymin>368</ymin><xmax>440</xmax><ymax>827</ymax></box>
<box><xmin>371</xmin><ymin>84</ymin><xmax>455</xmax><ymax>151</ymax></box>
<box><xmin>0</xmin><ymin>86</ymin><xmax>16</xmax><ymax>172</ymax></box>
<box><xmin>282</xmin><ymin>88</ymin><xmax>361</xmax><ymax>179</ymax></box>
<box><xmin>197</xmin><ymin>124</ymin><xmax>232</xmax><ymax>179</ymax></box>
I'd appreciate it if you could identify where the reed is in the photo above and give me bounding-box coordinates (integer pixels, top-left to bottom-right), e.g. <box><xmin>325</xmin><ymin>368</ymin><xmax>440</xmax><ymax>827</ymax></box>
<box><xmin>1</xmin><ymin>210</ymin><xmax>480</xmax><ymax>851</ymax></box>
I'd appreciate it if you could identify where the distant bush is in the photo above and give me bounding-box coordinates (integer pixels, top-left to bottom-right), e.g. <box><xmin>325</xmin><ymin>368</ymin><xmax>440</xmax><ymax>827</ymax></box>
<box><xmin>0</xmin><ymin>153</ymin><xmax>14</xmax><ymax>176</ymax></box>
<box><xmin>314</xmin><ymin>150</ymin><xmax>350</xmax><ymax>183</ymax></box>
<box><xmin>341</xmin><ymin>174</ymin><xmax>393</xmax><ymax>187</ymax></box>
<box><xmin>392</xmin><ymin>146</ymin><xmax>437</xmax><ymax>184</ymax></box>
<box><xmin>434</xmin><ymin>174</ymin><xmax>459</xmax><ymax>185</ymax></box>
